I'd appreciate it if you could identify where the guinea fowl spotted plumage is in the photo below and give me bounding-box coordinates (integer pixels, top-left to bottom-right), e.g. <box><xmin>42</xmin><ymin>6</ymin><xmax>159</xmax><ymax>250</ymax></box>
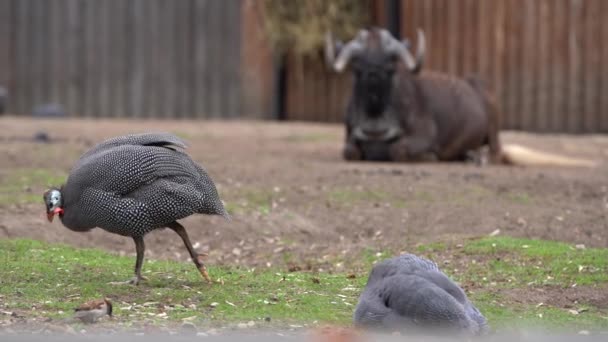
<box><xmin>354</xmin><ymin>254</ymin><xmax>488</xmax><ymax>336</ymax></box>
<box><xmin>43</xmin><ymin>132</ymin><xmax>229</xmax><ymax>285</ymax></box>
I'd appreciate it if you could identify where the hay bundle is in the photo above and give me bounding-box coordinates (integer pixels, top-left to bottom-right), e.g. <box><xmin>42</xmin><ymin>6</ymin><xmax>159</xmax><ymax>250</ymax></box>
<box><xmin>258</xmin><ymin>0</ymin><xmax>371</xmax><ymax>58</ymax></box>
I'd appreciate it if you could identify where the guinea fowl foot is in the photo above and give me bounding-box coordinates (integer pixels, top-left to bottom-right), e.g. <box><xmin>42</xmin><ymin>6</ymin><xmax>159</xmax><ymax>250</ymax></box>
<box><xmin>199</xmin><ymin>266</ymin><xmax>212</xmax><ymax>283</ymax></box>
<box><xmin>196</xmin><ymin>254</ymin><xmax>212</xmax><ymax>283</ymax></box>
<box><xmin>108</xmin><ymin>275</ymin><xmax>148</xmax><ymax>286</ymax></box>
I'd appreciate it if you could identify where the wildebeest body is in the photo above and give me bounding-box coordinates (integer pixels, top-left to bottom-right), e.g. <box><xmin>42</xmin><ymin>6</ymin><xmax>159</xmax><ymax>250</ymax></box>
<box><xmin>329</xmin><ymin>28</ymin><xmax>501</xmax><ymax>163</ymax></box>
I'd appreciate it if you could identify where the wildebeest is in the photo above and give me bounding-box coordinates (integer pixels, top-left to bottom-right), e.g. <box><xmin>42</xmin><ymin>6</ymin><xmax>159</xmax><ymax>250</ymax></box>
<box><xmin>325</xmin><ymin>27</ymin><xmax>596</xmax><ymax>167</ymax></box>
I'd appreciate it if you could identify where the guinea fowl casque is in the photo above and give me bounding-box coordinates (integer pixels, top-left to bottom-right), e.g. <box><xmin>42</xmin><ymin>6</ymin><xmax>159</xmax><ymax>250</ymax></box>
<box><xmin>354</xmin><ymin>254</ymin><xmax>488</xmax><ymax>336</ymax></box>
<box><xmin>43</xmin><ymin>132</ymin><xmax>229</xmax><ymax>285</ymax></box>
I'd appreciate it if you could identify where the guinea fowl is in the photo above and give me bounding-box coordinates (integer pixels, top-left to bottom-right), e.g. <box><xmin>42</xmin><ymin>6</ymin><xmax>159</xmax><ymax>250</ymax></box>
<box><xmin>354</xmin><ymin>254</ymin><xmax>488</xmax><ymax>336</ymax></box>
<box><xmin>43</xmin><ymin>132</ymin><xmax>229</xmax><ymax>285</ymax></box>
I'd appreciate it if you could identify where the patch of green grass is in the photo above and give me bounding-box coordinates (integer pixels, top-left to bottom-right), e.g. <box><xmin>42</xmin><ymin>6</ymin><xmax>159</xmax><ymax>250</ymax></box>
<box><xmin>1</xmin><ymin>237</ymin><xmax>606</xmax><ymax>331</ymax></box>
<box><xmin>0</xmin><ymin>239</ymin><xmax>363</xmax><ymax>325</ymax></box>
<box><xmin>463</xmin><ymin>237</ymin><xmax>608</xmax><ymax>287</ymax></box>
<box><xmin>224</xmin><ymin>188</ymin><xmax>274</xmax><ymax>215</ymax></box>
<box><xmin>471</xmin><ymin>291</ymin><xmax>607</xmax><ymax>332</ymax></box>
<box><xmin>0</xmin><ymin>168</ymin><xmax>67</xmax><ymax>205</ymax></box>
<box><xmin>416</xmin><ymin>241</ymin><xmax>447</xmax><ymax>253</ymax></box>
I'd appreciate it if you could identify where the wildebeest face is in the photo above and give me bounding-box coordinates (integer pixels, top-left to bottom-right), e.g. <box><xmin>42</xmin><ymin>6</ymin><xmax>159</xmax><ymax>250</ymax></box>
<box><xmin>326</xmin><ymin>28</ymin><xmax>426</xmax><ymax>143</ymax></box>
<box><xmin>351</xmin><ymin>52</ymin><xmax>397</xmax><ymax>116</ymax></box>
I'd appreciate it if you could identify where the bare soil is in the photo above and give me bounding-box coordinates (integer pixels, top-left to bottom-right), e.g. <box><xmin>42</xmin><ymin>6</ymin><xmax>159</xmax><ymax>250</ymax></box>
<box><xmin>1</xmin><ymin>116</ymin><xmax>608</xmax><ymax>271</ymax></box>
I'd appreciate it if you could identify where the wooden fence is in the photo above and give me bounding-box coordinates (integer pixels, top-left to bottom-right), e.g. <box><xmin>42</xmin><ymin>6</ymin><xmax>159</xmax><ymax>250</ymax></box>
<box><xmin>285</xmin><ymin>0</ymin><xmax>608</xmax><ymax>133</ymax></box>
<box><xmin>0</xmin><ymin>0</ymin><xmax>244</xmax><ymax>119</ymax></box>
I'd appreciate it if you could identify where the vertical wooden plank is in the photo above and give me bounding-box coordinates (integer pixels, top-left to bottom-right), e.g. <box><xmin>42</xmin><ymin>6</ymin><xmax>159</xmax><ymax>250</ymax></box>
<box><xmin>583</xmin><ymin>0</ymin><xmax>601</xmax><ymax>132</ymax></box>
<box><xmin>14</xmin><ymin>0</ymin><xmax>28</xmax><ymax>114</ymax></box>
<box><xmin>506</xmin><ymin>0</ymin><xmax>522</xmax><ymax>129</ymax></box>
<box><xmin>218</xmin><ymin>0</ymin><xmax>229</xmax><ymax>118</ymax></box>
<box><xmin>535</xmin><ymin>0</ymin><xmax>551</xmax><ymax>132</ymax></box>
<box><xmin>172</xmin><ymin>0</ymin><xmax>184</xmax><ymax>118</ymax></box>
<box><xmin>30</xmin><ymin>0</ymin><xmax>47</xmax><ymax>107</ymax></box>
<box><xmin>493</xmin><ymin>0</ymin><xmax>506</xmax><ymax>126</ymax></box>
<box><xmin>142</xmin><ymin>0</ymin><xmax>153</xmax><ymax>118</ymax></box>
<box><xmin>83</xmin><ymin>0</ymin><xmax>97</xmax><ymax>117</ymax></box>
<box><xmin>193</xmin><ymin>0</ymin><xmax>209</xmax><ymax>118</ymax></box>
<box><xmin>461</xmin><ymin>0</ymin><xmax>477</xmax><ymax>77</ymax></box>
<box><xmin>520</xmin><ymin>0</ymin><xmax>537</xmax><ymax>131</ymax></box>
<box><xmin>551</xmin><ymin>0</ymin><xmax>567</xmax><ymax>132</ymax></box>
<box><xmin>567</xmin><ymin>0</ymin><xmax>583</xmax><ymax>132</ymax></box>
<box><xmin>600</xmin><ymin>0</ymin><xmax>608</xmax><ymax>132</ymax></box>
<box><xmin>175</xmin><ymin>0</ymin><xmax>194</xmax><ymax>118</ymax></box>
<box><xmin>439</xmin><ymin>0</ymin><xmax>450</xmax><ymax>73</ymax></box>
<box><xmin>50</xmin><ymin>0</ymin><xmax>66</xmax><ymax>109</ymax></box>
<box><xmin>204</xmin><ymin>0</ymin><xmax>215</xmax><ymax>118</ymax></box>
<box><xmin>66</xmin><ymin>0</ymin><xmax>82</xmax><ymax>117</ymax></box>
<box><xmin>98</xmin><ymin>0</ymin><xmax>110</xmax><ymax>117</ymax></box>
<box><xmin>446</xmin><ymin>0</ymin><xmax>459</xmax><ymax>76</ymax></box>
<box><xmin>145</xmin><ymin>0</ymin><xmax>159</xmax><ymax>118</ymax></box>
<box><xmin>477</xmin><ymin>0</ymin><xmax>490</xmax><ymax>80</ymax></box>
<box><xmin>130</xmin><ymin>0</ymin><xmax>146</xmax><ymax>118</ymax></box>
<box><xmin>211</xmin><ymin>0</ymin><xmax>223</xmax><ymax>118</ymax></box>
<box><xmin>229</xmin><ymin>0</ymin><xmax>242</xmax><ymax>118</ymax></box>
<box><xmin>502</xmin><ymin>0</ymin><xmax>512</xmax><ymax>128</ymax></box>
<box><xmin>0</xmin><ymin>0</ymin><xmax>13</xmax><ymax>112</ymax></box>
<box><xmin>400</xmin><ymin>0</ymin><xmax>413</xmax><ymax>39</ymax></box>
<box><xmin>111</xmin><ymin>0</ymin><xmax>127</xmax><ymax>118</ymax></box>
<box><xmin>123</xmin><ymin>0</ymin><xmax>134</xmax><ymax>118</ymax></box>
<box><xmin>158</xmin><ymin>0</ymin><xmax>174</xmax><ymax>118</ymax></box>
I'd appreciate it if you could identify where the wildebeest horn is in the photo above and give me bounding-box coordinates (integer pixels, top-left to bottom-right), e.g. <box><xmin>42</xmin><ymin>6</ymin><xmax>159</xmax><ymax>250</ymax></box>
<box><xmin>325</xmin><ymin>32</ymin><xmax>342</xmax><ymax>70</ymax></box>
<box><xmin>380</xmin><ymin>28</ymin><xmax>425</xmax><ymax>73</ymax></box>
<box><xmin>399</xmin><ymin>29</ymin><xmax>425</xmax><ymax>73</ymax></box>
<box><xmin>330</xmin><ymin>29</ymin><xmax>368</xmax><ymax>72</ymax></box>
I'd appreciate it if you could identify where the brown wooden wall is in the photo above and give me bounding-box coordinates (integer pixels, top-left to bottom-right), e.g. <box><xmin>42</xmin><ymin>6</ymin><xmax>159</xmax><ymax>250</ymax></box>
<box><xmin>286</xmin><ymin>0</ymin><xmax>608</xmax><ymax>133</ymax></box>
<box><xmin>0</xmin><ymin>0</ymin><xmax>245</xmax><ymax>119</ymax></box>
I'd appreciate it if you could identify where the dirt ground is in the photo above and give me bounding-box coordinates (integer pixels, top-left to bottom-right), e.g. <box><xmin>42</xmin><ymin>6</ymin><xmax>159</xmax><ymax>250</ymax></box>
<box><xmin>1</xmin><ymin>117</ymin><xmax>608</xmax><ymax>271</ymax></box>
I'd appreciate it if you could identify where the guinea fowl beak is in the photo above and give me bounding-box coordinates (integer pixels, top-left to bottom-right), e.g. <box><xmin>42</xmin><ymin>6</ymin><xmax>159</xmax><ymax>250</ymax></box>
<box><xmin>47</xmin><ymin>207</ymin><xmax>64</xmax><ymax>222</ymax></box>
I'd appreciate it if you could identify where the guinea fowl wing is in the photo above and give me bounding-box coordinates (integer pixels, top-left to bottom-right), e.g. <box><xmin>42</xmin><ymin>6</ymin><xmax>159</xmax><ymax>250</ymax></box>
<box><xmin>78</xmin><ymin>132</ymin><xmax>187</xmax><ymax>160</ymax></box>
<box><xmin>365</xmin><ymin>254</ymin><xmax>438</xmax><ymax>287</ymax></box>
<box><xmin>355</xmin><ymin>274</ymin><xmax>473</xmax><ymax>333</ymax></box>
<box><xmin>61</xmin><ymin>140</ymin><xmax>226</xmax><ymax>232</ymax></box>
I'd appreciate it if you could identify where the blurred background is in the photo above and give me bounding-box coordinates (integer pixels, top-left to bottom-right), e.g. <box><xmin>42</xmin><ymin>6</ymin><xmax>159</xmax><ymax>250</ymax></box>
<box><xmin>0</xmin><ymin>0</ymin><xmax>606</xmax><ymax>132</ymax></box>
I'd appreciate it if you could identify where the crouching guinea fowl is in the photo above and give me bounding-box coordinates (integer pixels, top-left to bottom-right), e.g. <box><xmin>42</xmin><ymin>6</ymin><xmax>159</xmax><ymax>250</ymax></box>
<box><xmin>43</xmin><ymin>132</ymin><xmax>229</xmax><ymax>285</ymax></box>
<box><xmin>354</xmin><ymin>254</ymin><xmax>488</xmax><ymax>336</ymax></box>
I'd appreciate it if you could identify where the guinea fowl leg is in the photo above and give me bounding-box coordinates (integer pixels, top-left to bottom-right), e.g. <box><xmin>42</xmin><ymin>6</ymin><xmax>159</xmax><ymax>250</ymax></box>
<box><xmin>130</xmin><ymin>236</ymin><xmax>148</xmax><ymax>285</ymax></box>
<box><xmin>167</xmin><ymin>221</ymin><xmax>212</xmax><ymax>283</ymax></box>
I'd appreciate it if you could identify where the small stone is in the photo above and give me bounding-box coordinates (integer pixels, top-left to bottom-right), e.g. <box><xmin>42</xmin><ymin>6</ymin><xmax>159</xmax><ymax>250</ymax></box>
<box><xmin>180</xmin><ymin>322</ymin><xmax>198</xmax><ymax>334</ymax></box>
<box><xmin>247</xmin><ymin>320</ymin><xmax>255</xmax><ymax>327</ymax></box>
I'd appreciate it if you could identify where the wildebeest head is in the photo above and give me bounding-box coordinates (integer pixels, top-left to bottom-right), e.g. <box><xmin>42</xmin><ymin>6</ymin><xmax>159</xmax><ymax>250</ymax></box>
<box><xmin>326</xmin><ymin>27</ymin><xmax>425</xmax><ymax>75</ymax></box>
<box><xmin>326</xmin><ymin>28</ymin><xmax>425</xmax><ymax>146</ymax></box>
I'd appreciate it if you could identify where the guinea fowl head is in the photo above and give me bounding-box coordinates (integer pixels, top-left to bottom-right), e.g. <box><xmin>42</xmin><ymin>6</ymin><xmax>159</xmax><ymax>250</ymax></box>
<box><xmin>43</xmin><ymin>188</ymin><xmax>64</xmax><ymax>222</ymax></box>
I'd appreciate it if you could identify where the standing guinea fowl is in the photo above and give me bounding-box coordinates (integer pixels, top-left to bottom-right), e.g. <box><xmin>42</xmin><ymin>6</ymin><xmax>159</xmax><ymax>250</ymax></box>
<box><xmin>354</xmin><ymin>254</ymin><xmax>488</xmax><ymax>336</ymax></box>
<box><xmin>43</xmin><ymin>132</ymin><xmax>229</xmax><ymax>285</ymax></box>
